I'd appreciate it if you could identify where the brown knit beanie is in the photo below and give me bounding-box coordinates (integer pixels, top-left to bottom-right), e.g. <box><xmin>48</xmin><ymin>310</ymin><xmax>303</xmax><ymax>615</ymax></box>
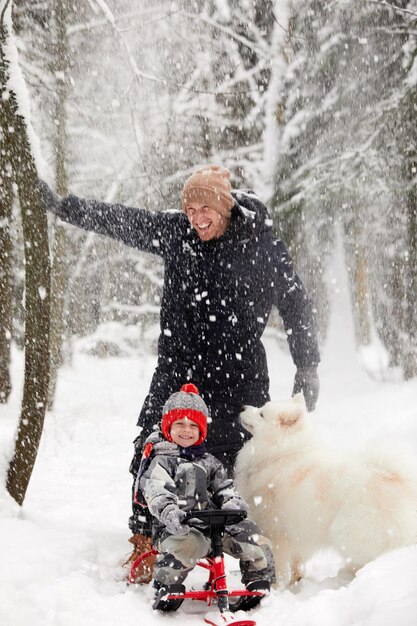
<box><xmin>182</xmin><ymin>165</ymin><xmax>234</xmax><ymax>217</ymax></box>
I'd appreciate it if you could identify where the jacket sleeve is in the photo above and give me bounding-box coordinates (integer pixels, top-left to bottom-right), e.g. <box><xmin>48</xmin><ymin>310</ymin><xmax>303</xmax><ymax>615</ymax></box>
<box><xmin>209</xmin><ymin>457</ymin><xmax>248</xmax><ymax>511</ymax></box>
<box><xmin>139</xmin><ymin>457</ymin><xmax>179</xmax><ymax>520</ymax></box>
<box><xmin>50</xmin><ymin>193</ymin><xmax>180</xmax><ymax>257</ymax></box>
<box><xmin>271</xmin><ymin>239</ymin><xmax>320</xmax><ymax>367</ymax></box>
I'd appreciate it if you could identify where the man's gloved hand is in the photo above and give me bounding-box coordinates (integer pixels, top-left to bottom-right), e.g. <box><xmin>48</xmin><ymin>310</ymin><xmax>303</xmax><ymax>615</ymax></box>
<box><xmin>292</xmin><ymin>366</ymin><xmax>319</xmax><ymax>412</ymax></box>
<box><xmin>159</xmin><ymin>504</ymin><xmax>190</xmax><ymax>536</ymax></box>
<box><xmin>37</xmin><ymin>178</ymin><xmax>61</xmax><ymax>213</ymax></box>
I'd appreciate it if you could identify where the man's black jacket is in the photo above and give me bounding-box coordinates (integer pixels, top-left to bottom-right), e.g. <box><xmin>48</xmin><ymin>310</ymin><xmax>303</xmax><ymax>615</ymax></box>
<box><xmin>52</xmin><ymin>188</ymin><xmax>320</xmax><ymax>454</ymax></box>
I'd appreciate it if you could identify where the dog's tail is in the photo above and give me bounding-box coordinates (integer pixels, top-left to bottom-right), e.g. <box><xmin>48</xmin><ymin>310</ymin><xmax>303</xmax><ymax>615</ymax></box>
<box><xmin>361</xmin><ymin>440</ymin><xmax>417</xmax><ymax>485</ymax></box>
<box><xmin>361</xmin><ymin>440</ymin><xmax>417</xmax><ymax>545</ymax></box>
<box><xmin>330</xmin><ymin>441</ymin><xmax>417</xmax><ymax>565</ymax></box>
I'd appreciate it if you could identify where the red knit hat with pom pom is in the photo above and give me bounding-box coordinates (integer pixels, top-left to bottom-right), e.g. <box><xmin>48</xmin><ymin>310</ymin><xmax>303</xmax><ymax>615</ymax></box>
<box><xmin>161</xmin><ymin>383</ymin><xmax>209</xmax><ymax>445</ymax></box>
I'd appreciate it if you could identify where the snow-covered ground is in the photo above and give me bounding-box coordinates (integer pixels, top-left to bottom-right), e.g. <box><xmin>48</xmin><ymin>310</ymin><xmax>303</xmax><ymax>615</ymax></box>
<box><xmin>1</xmin><ymin>274</ymin><xmax>417</xmax><ymax>626</ymax></box>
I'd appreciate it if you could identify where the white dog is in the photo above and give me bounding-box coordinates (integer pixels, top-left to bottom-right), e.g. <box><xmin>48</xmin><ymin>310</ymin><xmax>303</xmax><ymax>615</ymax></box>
<box><xmin>235</xmin><ymin>394</ymin><xmax>417</xmax><ymax>587</ymax></box>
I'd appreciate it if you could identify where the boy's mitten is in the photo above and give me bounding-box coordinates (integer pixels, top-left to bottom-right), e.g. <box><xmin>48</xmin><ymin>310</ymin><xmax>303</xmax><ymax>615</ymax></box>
<box><xmin>160</xmin><ymin>504</ymin><xmax>190</xmax><ymax>536</ymax></box>
<box><xmin>37</xmin><ymin>179</ymin><xmax>61</xmax><ymax>214</ymax></box>
<box><xmin>223</xmin><ymin>497</ymin><xmax>248</xmax><ymax>512</ymax></box>
<box><xmin>292</xmin><ymin>367</ymin><xmax>319</xmax><ymax>412</ymax></box>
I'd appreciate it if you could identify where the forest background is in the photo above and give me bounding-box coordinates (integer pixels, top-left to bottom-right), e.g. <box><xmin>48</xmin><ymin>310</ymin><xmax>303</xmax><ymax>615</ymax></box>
<box><xmin>1</xmin><ymin>0</ymin><xmax>417</xmax><ymax>488</ymax></box>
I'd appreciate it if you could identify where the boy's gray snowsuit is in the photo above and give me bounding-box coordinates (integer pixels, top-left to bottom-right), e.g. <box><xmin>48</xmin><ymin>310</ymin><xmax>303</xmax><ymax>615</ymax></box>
<box><xmin>139</xmin><ymin>433</ymin><xmax>275</xmax><ymax>587</ymax></box>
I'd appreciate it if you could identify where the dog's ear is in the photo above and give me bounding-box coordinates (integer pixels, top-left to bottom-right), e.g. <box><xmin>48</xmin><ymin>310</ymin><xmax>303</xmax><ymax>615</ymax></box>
<box><xmin>279</xmin><ymin>409</ymin><xmax>303</xmax><ymax>427</ymax></box>
<box><xmin>279</xmin><ymin>395</ymin><xmax>305</xmax><ymax>427</ymax></box>
<box><xmin>293</xmin><ymin>392</ymin><xmax>306</xmax><ymax>408</ymax></box>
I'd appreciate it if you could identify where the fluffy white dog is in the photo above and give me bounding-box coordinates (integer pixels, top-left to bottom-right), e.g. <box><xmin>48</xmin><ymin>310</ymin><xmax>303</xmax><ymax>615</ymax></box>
<box><xmin>235</xmin><ymin>394</ymin><xmax>417</xmax><ymax>587</ymax></box>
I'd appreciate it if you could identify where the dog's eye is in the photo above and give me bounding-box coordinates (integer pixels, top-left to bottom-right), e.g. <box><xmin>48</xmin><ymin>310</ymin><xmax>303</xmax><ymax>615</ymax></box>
<box><xmin>259</xmin><ymin>411</ymin><xmax>264</xmax><ymax>419</ymax></box>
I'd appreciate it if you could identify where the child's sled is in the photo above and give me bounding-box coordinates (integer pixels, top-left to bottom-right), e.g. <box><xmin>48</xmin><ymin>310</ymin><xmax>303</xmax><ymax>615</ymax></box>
<box><xmin>129</xmin><ymin>509</ymin><xmax>269</xmax><ymax>626</ymax></box>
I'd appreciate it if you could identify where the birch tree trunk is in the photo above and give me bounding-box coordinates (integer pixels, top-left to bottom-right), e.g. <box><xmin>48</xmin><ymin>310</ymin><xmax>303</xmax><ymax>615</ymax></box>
<box><xmin>1</xmin><ymin>1</ymin><xmax>51</xmax><ymax>505</ymax></box>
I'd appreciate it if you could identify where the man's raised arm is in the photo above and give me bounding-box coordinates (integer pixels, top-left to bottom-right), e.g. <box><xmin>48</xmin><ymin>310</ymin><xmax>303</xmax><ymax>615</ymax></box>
<box><xmin>38</xmin><ymin>179</ymin><xmax>175</xmax><ymax>256</ymax></box>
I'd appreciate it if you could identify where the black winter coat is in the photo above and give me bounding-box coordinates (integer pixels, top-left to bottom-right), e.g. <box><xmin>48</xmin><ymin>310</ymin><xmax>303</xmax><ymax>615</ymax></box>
<box><xmin>53</xmin><ymin>189</ymin><xmax>320</xmax><ymax>455</ymax></box>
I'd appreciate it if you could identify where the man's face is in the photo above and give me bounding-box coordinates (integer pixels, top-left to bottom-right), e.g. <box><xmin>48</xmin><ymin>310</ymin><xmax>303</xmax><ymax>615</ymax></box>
<box><xmin>184</xmin><ymin>202</ymin><xmax>230</xmax><ymax>241</ymax></box>
<box><xmin>170</xmin><ymin>418</ymin><xmax>200</xmax><ymax>447</ymax></box>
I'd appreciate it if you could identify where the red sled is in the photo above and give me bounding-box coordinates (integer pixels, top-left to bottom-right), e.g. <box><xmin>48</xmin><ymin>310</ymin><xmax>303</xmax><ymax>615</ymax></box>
<box><xmin>129</xmin><ymin>509</ymin><xmax>269</xmax><ymax>626</ymax></box>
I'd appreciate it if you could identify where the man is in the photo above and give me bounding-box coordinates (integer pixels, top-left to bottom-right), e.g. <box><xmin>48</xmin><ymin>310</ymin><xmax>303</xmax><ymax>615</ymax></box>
<box><xmin>40</xmin><ymin>164</ymin><xmax>320</xmax><ymax>580</ymax></box>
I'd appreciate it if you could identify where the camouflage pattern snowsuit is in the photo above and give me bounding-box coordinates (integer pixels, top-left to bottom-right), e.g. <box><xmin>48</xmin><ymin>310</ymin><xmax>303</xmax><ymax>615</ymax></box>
<box><xmin>139</xmin><ymin>433</ymin><xmax>275</xmax><ymax>587</ymax></box>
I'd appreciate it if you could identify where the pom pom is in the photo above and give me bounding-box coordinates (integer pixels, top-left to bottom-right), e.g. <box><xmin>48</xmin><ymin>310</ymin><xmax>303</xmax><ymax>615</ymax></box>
<box><xmin>180</xmin><ymin>383</ymin><xmax>199</xmax><ymax>395</ymax></box>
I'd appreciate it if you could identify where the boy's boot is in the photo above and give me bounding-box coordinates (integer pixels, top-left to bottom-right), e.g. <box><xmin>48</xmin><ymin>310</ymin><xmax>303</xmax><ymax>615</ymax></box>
<box><xmin>124</xmin><ymin>534</ymin><xmax>156</xmax><ymax>583</ymax></box>
<box><xmin>229</xmin><ymin>580</ymin><xmax>270</xmax><ymax>612</ymax></box>
<box><xmin>152</xmin><ymin>580</ymin><xmax>186</xmax><ymax>612</ymax></box>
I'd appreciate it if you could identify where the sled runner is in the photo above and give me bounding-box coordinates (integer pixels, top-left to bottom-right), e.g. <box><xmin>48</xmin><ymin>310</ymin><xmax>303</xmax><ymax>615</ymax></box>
<box><xmin>129</xmin><ymin>509</ymin><xmax>268</xmax><ymax>626</ymax></box>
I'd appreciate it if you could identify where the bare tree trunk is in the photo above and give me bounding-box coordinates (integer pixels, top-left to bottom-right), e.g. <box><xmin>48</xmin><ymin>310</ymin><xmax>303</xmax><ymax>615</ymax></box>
<box><xmin>343</xmin><ymin>216</ymin><xmax>371</xmax><ymax>348</ymax></box>
<box><xmin>47</xmin><ymin>0</ymin><xmax>69</xmax><ymax>409</ymax></box>
<box><xmin>374</xmin><ymin>252</ymin><xmax>405</xmax><ymax>368</ymax></box>
<box><xmin>353</xmin><ymin>245</ymin><xmax>371</xmax><ymax>346</ymax></box>
<box><xmin>1</xmin><ymin>5</ymin><xmax>51</xmax><ymax>506</ymax></box>
<box><xmin>0</xmin><ymin>164</ymin><xmax>13</xmax><ymax>403</ymax></box>
<box><xmin>403</xmin><ymin>175</ymin><xmax>417</xmax><ymax>379</ymax></box>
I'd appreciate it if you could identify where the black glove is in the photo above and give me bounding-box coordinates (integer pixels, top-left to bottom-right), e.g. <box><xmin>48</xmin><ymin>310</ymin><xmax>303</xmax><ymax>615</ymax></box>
<box><xmin>37</xmin><ymin>178</ymin><xmax>61</xmax><ymax>214</ymax></box>
<box><xmin>292</xmin><ymin>367</ymin><xmax>319</xmax><ymax>412</ymax></box>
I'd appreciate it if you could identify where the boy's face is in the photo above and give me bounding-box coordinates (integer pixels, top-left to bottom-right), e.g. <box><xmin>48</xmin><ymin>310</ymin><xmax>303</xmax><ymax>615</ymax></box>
<box><xmin>170</xmin><ymin>418</ymin><xmax>200</xmax><ymax>447</ymax></box>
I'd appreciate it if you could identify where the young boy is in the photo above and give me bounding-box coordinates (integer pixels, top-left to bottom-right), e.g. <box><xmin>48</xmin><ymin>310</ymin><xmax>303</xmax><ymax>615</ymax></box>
<box><xmin>136</xmin><ymin>383</ymin><xmax>276</xmax><ymax>610</ymax></box>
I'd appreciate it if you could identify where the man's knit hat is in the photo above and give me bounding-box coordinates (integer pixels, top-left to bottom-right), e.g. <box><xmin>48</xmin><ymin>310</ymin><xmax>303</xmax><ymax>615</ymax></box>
<box><xmin>161</xmin><ymin>383</ymin><xmax>209</xmax><ymax>445</ymax></box>
<box><xmin>182</xmin><ymin>165</ymin><xmax>234</xmax><ymax>217</ymax></box>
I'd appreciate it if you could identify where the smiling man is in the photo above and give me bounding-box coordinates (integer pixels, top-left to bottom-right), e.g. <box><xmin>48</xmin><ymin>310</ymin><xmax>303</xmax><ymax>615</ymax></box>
<box><xmin>182</xmin><ymin>166</ymin><xmax>233</xmax><ymax>240</ymax></box>
<box><xmin>40</xmin><ymin>164</ymin><xmax>320</xmax><ymax>581</ymax></box>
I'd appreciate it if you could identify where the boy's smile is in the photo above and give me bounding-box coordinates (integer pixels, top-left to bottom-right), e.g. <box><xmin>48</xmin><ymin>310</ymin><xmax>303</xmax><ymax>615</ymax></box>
<box><xmin>170</xmin><ymin>418</ymin><xmax>201</xmax><ymax>447</ymax></box>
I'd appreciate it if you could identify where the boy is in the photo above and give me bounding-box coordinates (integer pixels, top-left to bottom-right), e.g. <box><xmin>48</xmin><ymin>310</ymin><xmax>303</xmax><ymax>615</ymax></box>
<box><xmin>136</xmin><ymin>383</ymin><xmax>276</xmax><ymax>611</ymax></box>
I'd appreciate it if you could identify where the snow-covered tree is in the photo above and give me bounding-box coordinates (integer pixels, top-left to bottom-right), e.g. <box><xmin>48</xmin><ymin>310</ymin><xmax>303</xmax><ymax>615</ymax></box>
<box><xmin>269</xmin><ymin>0</ymin><xmax>417</xmax><ymax>376</ymax></box>
<box><xmin>1</xmin><ymin>0</ymin><xmax>51</xmax><ymax>504</ymax></box>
